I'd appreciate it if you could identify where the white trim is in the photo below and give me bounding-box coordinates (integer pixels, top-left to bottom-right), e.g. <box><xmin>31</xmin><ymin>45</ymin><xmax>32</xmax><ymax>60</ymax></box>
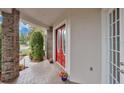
<box><xmin>53</xmin><ymin>26</ymin><xmax>56</xmax><ymax>62</ymax></box>
<box><xmin>53</xmin><ymin>20</ymin><xmax>67</xmax><ymax>31</ymax></box>
<box><xmin>53</xmin><ymin>19</ymin><xmax>71</xmax><ymax>76</ymax></box>
<box><xmin>119</xmin><ymin>8</ymin><xmax>124</xmax><ymax>84</ymax></box>
<box><xmin>101</xmin><ymin>9</ymin><xmax>110</xmax><ymax>84</ymax></box>
<box><xmin>56</xmin><ymin>61</ymin><xmax>65</xmax><ymax>70</ymax></box>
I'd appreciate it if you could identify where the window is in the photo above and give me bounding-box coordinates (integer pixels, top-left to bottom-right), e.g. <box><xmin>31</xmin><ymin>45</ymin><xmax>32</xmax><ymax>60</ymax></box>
<box><xmin>57</xmin><ymin>29</ymin><xmax>61</xmax><ymax>51</ymax></box>
<box><xmin>109</xmin><ymin>8</ymin><xmax>120</xmax><ymax>84</ymax></box>
<box><xmin>62</xmin><ymin>27</ymin><xmax>66</xmax><ymax>54</ymax></box>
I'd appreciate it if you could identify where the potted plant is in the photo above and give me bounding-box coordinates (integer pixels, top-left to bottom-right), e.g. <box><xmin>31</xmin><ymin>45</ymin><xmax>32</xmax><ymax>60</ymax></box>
<box><xmin>58</xmin><ymin>71</ymin><xmax>68</xmax><ymax>81</ymax></box>
<box><xmin>19</xmin><ymin>64</ymin><xmax>25</xmax><ymax>71</ymax></box>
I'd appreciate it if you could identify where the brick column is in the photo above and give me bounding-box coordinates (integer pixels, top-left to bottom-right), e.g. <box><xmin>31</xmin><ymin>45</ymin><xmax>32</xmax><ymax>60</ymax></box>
<box><xmin>47</xmin><ymin>27</ymin><xmax>53</xmax><ymax>59</ymax></box>
<box><xmin>1</xmin><ymin>9</ymin><xmax>20</xmax><ymax>82</ymax></box>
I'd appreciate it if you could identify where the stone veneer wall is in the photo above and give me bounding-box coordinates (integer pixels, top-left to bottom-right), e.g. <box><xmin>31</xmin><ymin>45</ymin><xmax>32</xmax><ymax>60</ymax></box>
<box><xmin>1</xmin><ymin>9</ymin><xmax>20</xmax><ymax>82</ymax></box>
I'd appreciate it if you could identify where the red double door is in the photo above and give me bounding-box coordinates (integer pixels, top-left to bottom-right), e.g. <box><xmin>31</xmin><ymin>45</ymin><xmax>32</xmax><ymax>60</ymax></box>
<box><xmin>56</xmin><ymin>25</ymin><xmax>66</xmax><ymax>68</ymax></box>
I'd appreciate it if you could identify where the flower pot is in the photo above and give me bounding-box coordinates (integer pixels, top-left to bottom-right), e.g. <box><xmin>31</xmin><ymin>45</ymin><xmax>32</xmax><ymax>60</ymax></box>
<box><xmin>61</xmin><ymin>77</ymin><xmax>67</xmax><ymax>81</ymax></box>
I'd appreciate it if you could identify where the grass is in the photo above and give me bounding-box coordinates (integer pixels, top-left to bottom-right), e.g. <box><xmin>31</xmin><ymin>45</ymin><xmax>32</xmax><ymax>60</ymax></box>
<box><xmin>20</xmin><ymin>48</ymin><xmax>29</xmax><ymax>56</ymax></box>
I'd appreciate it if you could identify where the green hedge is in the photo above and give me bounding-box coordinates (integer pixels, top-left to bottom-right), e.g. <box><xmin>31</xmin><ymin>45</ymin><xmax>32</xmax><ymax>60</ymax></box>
<box><xmin>29</xmin><ymin>31</ymin><xmax>44</xmax><ymax>61</ymax></box>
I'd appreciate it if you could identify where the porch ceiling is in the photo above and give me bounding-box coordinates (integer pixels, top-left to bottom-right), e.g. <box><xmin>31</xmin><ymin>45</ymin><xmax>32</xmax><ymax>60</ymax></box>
<box><xmin>0</xmin><ymin>8</ymin><xmax>67</xmax><ymax>28</ymax></box>
<box><xmin>18</xmin><ymin>8</ymin><xmax>67</xmax><ymax>28</ymax></box>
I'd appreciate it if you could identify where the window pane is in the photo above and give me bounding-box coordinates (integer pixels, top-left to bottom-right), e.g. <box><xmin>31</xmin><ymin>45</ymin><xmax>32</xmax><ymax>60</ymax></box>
<box><xmin>117</xmin><ymin>68</ymin><xmax>120</xmax><ymax>83</ymax></box>
<box><xmin>110</xmin><ymin>63</ymin><xmax>112</xmax><ymax>73</ymax></box>
<box><xmin>113</xmin><ymin>65</ymin><xmax>116</xmax><ymax>78</ymax></box>
<box><xmin>117</xmin><ymin>8</ymin><xmax>120</xmax><ymax>20</ymax></box>
<box><xmin>62</xmin><ymin>28</ymin><xmax>66</xmax><ymax>54</ymax></box>
<box><xmin>110</xmin><ymin>38</ymin><xmax>112</xmax><ymax>49</ymax></box>
<box><xmin>110</xmin><ymin>26</ymin><xmax>112</xmax><ymax>37</ymax></box>
<box><xmin>57</xmin><ymin>30</ymin><xmax>61</xmax><ymax>50</ymax></box>
<box><xmin>117</xmin><ymin>37</ymin><xmax>120</xmax><ymax>51</ymax></box>
<box><xmin>110</xmin><ymin>50</ymin><xmax>112</xmax><ymax>62</ymax></box>
<box><xmin>117</xmin><ymin>21</ymin><xmax>120</xmax><ymax>35</ymax></box>
<box><xmin>109</xmin><ymin>13</ymin><xmax>112</xmax><ymax>24</ymax></box>
<box><xmin>113</xmin><ymin>24</ymin><xmax>115</xmax><ymax>36</ymax></box>
<box><xmin>117</xmin><ymin>53</ymin><xmax>120</xmax><ymax>67</ymax></box>
<box><xmin>113</xmin><ymin>37</ymin><xmax>116</xmax><ymax>50</ymax></box>
<box><xmin>113</xmin><ymin>10</ymin><xmax>115</xmax><ymax>22</ymax></box>
<box><xmin>113</xmin><ymin>52</ymin><xmax>116</xmax><ymax>64</ymax></box>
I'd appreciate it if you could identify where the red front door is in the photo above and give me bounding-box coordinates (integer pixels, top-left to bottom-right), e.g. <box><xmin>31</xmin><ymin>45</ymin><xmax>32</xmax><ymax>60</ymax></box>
<box><xmin>56</xmin><ymin>25</ymin><xmax>66</xmax><ymax>68</ymax></box>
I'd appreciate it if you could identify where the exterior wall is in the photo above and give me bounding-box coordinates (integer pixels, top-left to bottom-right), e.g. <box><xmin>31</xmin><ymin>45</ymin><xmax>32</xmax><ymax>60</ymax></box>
<box><xmin>69</xmin><ymin>9</ymin><xmax>101</xmax><ymax>83</ymax></box>
<box><xmin>47</xmin><ymin>27</ymin><xmax>53</xmax><ymax>59</ymax></box>
<box><xmin>53</xmin><ymin>9</ymin><xmax>102</xmax><ymax>83</ymax></box>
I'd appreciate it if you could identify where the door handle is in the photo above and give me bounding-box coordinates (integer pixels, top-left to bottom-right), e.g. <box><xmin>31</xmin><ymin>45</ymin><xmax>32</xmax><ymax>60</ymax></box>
<box><xmin>120</xmin><ymin>62</ymin><xmax>124</xmax><ymax>66</ymax></box>
<box><xmin>120</xmin><ymin>69</ymin><xmax>124</xmax><ymax>74</ymax></box>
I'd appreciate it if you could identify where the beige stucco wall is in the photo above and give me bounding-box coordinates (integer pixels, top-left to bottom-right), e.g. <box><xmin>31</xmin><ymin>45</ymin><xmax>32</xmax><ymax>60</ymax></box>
<box><xmin>53</xmin><ymin>9</ymin><xmax>102</xmax><ymax>84</ymax></box>
<box><xmin>69</xmin><ymin>9</ymin><xmax>101</xmax><ymax>83</ymax></box>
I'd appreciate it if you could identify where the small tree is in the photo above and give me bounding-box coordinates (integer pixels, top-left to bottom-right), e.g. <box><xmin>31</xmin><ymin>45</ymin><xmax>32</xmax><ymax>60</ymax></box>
<box><xmin>19</xmin><ymin>33</ymin><xmax>27</xmax><ymax>45</ymax></box>
<box><xmin>29</xmin><ymin>30</ymin><xmax>44</xmax><ymax>61</ymax></box>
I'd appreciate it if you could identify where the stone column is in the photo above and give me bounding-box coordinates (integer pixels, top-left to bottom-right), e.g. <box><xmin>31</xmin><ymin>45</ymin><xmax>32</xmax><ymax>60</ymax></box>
<box><xmin>1</xmin><ymin>9</ymin><xmax>20</xmax><ymax>82</ymax></box>
<box><xmin>12</xmin><ymin>9</ymin><xmax>20</xmax><ymax>79</ymax></box>
<box><xmin>47</xmin><ymin>27</ymin><xmax>53</xmax><ymax>59</ymax></box>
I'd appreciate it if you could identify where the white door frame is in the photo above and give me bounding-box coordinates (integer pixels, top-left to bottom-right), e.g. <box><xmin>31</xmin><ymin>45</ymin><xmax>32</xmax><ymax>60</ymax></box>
<box><xmin>102</xmin><ymin>8</ymin><xmax>124</xmax><ymax>84</ymax></box>
<box><xmin>101</xmin><ymin>8</ymin><xmax>110</xmax><ymax>84</ymax></box>
<box><xmin>119</xmin><ymin>8</ymin><xmax>124</xmax><ymax>83</ymax></box>
<box><xmin>53</xmin><ymin>19</ymin><xmax>71</xmax><ymax>76</ymax></box>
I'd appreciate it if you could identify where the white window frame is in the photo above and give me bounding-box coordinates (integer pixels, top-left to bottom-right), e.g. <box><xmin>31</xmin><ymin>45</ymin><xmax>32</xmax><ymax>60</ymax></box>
<box><xmin>101</xmin><ymin>8</ymin><xmax>121</xmax><ymax>84</ymax></box>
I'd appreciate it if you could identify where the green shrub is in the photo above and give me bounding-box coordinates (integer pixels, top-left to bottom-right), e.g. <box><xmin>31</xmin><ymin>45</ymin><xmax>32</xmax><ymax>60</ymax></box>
<box><xmin>29</xmin><ymin>31</ymin><xmax>44</xmax><ymax>61</ymax></box>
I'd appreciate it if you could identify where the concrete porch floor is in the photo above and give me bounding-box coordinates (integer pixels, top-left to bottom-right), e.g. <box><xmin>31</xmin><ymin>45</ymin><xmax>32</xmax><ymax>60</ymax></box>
<box><xmin>0</xmin><ymin>57</ymin><xmax>72</xmax><ymax>84</ymax></box>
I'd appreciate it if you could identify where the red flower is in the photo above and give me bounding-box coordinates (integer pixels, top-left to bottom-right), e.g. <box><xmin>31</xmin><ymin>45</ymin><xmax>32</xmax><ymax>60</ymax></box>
<box><xmin>58</xmin><ymin>71</ymin><xmax>68</xmax><ymax>78</ymax></box>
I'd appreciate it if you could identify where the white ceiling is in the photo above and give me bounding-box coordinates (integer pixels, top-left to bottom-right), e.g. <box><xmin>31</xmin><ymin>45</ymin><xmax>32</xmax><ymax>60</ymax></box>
<box><xmin>18</xmin><ymin>8</ymin><xmax>67</xmax><ymax>28</ymax></box>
